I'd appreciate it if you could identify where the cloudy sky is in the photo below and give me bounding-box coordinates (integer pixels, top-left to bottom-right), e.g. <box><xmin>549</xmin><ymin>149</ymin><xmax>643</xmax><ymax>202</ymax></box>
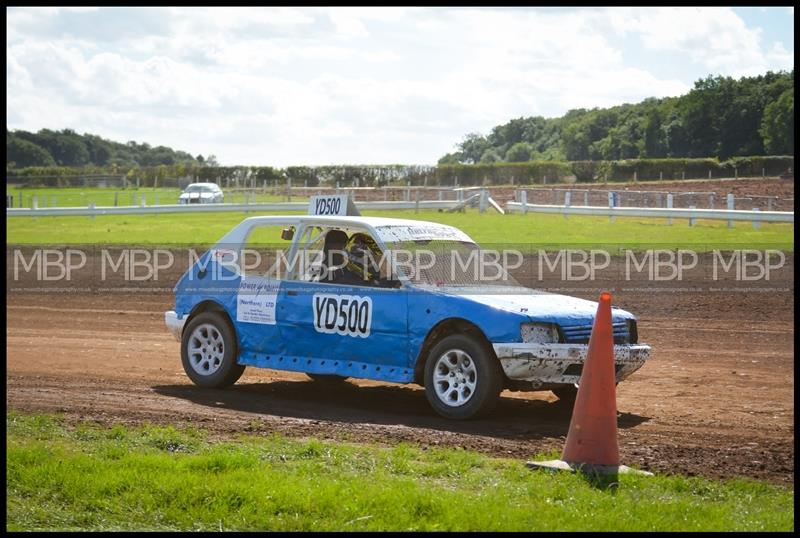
<box><xmin>6</xmin><ymin>6</ymin><xmax>794</xmax><ymax>166</ymax></box>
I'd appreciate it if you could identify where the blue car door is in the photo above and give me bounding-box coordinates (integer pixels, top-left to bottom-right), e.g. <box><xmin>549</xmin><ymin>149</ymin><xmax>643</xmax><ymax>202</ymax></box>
<box><xmin>276</xmin><ymin>280</ymin><xmax>411</xmax><ymax>381</ymax></box>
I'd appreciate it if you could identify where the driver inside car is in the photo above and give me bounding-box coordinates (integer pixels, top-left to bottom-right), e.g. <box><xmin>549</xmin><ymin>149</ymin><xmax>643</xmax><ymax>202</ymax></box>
<box><xmin>333</xmin><ymin>232</ymin><xmax>391</xmax><ymax>287</ymax></box>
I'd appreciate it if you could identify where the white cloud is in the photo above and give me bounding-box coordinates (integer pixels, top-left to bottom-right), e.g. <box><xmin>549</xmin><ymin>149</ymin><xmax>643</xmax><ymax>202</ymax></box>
<box><xmin>607</xmin><ymin>7</ymin><xmax>793</xmax><ymax>77</ymax></box>
<box><xmin>5</xmin><ymin>7</ymin><xmax>794</xmax><ymax>166</ymax></box>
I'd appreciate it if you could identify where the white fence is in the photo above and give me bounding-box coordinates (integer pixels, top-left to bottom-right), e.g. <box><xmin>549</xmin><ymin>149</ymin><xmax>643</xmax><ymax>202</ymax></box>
<box><xmin>6</xmin><ymin>199</ymin><xmax>461</xmax><ymax>217</ymax></box>
<box><xmin>506</xmin><ymin>201</ymin><xmax>794</xmax><ymax>226</ymax></box>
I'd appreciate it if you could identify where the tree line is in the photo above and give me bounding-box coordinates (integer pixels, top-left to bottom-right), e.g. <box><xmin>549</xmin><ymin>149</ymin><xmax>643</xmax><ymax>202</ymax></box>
<box><xmin>6</xmin><ymin>128</ymin><xmax>218</xmax><ymax>169</ymax></box>
<box><xmin>439</xmin><ymin>71</ymin><xmax>794</xmax><ymax>165</ymax></box>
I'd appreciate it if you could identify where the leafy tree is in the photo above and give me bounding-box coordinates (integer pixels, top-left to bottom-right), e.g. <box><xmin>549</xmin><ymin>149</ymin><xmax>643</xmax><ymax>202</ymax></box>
<box><xmin>479</xmin><ymin>148</ymin><xmax>502</xmax><ymax>163</ymax></box>
<box><xmin>505</xmin><ymin>142</ymin><xmax>533</xmax><ymax>162</ymax></box>
<box><xmin>439</xmin><ymin>70</ymin><xmax>793</xmax><ymax>162</ymax></box>
<box><xmin>6</xmin><ymin>136</ymin><xmax>56</xmax><ymax>167</ymax></box>
<box><xmin>437</xmin><ymin>152</ymin><xmax>462</xmax><ymax>165</ymax></box>
<box><xmin>6</xmin><ymin>129</ymin><xmax>201</xmax><ymax>168</ymax></box>
<box><xmin>457</xmin><ymin>133</ymin><xmax>490</xmax><ymax>164</ymax></box>
<box><xmin>760</xmin><ymin>88</ymin><xmax>794</xmax><ymax>154</ymax></box>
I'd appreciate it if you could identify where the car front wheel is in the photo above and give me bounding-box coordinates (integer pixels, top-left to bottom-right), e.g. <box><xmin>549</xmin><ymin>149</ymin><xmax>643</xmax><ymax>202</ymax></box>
<box><xmin>181</xmin><ymin>311</ymin><xmax>245</xmax><ymax>388</ymax></box>
<box><xmin>424</xmin><ymin>334</ymin><xmax>503</xmax><ymax>420</ymax></box>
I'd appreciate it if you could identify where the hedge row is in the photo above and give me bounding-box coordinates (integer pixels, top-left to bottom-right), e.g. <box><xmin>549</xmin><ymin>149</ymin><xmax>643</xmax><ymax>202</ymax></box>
<box><xmin>6</xmin><ymin>156</ymin><xmax>793</xmax><ymax>188</ymax></box>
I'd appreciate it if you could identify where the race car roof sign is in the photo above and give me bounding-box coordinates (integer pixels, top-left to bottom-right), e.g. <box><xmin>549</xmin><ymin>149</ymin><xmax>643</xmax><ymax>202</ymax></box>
<box><xmin>309</xmin><ymin>194</ymin><xmax>361</xmax><ymax>217</ymax></box>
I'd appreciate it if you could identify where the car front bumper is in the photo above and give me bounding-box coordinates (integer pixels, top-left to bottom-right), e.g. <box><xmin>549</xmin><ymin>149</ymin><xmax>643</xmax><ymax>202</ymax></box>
<box><xmin>492</xmin><ymin>342</ymin><xmax>651</xmax><ymax>385</ymax></box>
<box><xmin>165</xmin><ymin>310</ymin><xmax>187</xmax><ymax>341</ymax></box>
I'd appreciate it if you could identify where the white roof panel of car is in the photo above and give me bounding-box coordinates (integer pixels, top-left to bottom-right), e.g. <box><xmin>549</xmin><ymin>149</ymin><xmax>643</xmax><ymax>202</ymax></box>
<box><xmin>217</xmin><ymin>215</ymin><xmax>474</xmax><ymax>245</ymax></box>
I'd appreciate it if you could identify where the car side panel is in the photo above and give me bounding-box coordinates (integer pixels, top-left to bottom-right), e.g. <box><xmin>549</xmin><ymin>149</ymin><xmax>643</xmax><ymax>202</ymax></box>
<box><xmin>405</xmin><ymin>290</ymin><xmax>526</xmax><ymax>367</ymax></box>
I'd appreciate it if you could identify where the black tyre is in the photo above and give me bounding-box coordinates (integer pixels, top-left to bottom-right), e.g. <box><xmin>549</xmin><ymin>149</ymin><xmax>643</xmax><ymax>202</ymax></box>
<box><xmin>181</xmin><ymin>311</ymin><xmax>245</xmax><ymax>388</ymax></box>
<box><xmin>553</xmin><ymin>381</ymin><xmax>617</xmax><ymax>404</ymax></box>
<box><xmin>306</xmin><ymin>373</ymin><xmax>350</xmax><ymax>384</ymax></box>
<box><xmin>424</xmin><ymin>334</ymin><xmax>503</xmax><ymax>420</ymax></box>
<box><xmin>552</xmin><ymin>384</ymin><xmax>578</xmax><ymax>404</ymax></box>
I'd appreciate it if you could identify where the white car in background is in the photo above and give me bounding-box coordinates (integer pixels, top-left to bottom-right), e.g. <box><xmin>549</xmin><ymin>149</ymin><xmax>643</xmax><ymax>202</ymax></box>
<box><xmin>179</xmin><ymin>183</ymin><xmax>224</xmax><ymax>204</ymax></box>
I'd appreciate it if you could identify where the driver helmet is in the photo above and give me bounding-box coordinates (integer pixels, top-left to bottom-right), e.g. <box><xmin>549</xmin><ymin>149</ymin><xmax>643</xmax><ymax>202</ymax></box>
<box><xmin>345</xmin><ymin>233</ymin><xmax>383</xmax><ymax>281</ymax></box>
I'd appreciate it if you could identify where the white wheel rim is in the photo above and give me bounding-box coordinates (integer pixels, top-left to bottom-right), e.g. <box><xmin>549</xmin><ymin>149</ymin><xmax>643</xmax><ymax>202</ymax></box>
<box><xmin>433</xmin><ymin>349</ymin><xmax>478</xmax><ymax>407</ymax></box>
<box><xmin>188</xmin><ymin>323</ymin><xmax>225</xmax><ymax>376</ymax></box>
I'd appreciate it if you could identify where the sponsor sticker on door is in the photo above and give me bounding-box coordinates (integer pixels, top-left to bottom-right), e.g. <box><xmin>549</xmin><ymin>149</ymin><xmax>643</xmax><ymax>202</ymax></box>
<box><xmin>237</xmin><ymin>277</ymin><xmax>279</xmax><ymax>325</ymax></box>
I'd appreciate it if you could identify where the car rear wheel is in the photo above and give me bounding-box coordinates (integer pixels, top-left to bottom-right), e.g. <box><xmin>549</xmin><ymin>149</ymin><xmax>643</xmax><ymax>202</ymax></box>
<box><xmin>181</xmin><ymin>311</ymin><xmax>245</xmax><ymax>388</ymax></box>
<box><xmin>424</xmin><ymin>334</ymin><xmax>503</xmax><ymax>420</ymax></box>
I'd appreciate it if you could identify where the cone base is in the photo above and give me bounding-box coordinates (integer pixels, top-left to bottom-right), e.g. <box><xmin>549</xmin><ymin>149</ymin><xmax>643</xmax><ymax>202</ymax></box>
<box><xmin>526</xmin><ymin>459</ymin><xmax>653</xmax><ymax>476</ymax></box>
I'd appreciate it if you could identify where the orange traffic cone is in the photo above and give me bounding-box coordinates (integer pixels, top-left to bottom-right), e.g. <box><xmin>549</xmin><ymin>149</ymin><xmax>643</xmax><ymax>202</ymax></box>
<box><xmin>527</xmin><ymin>291</ymin><xmax>651</xmax><ymax>476</ymax></box>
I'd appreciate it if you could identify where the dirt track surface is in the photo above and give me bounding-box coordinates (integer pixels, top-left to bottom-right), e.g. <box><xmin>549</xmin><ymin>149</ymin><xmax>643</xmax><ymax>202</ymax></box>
<box><xmin>7</xmin><ymin>274</ymin><xmax>794</xmax><ymax>484</ymax></box>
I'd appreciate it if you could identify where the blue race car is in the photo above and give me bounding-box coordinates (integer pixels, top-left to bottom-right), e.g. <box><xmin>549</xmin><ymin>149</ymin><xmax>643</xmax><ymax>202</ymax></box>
<box><xmin>165</xmin><ymin>201</ymin><xmax>651</xmax><ymax>420</ymax></box>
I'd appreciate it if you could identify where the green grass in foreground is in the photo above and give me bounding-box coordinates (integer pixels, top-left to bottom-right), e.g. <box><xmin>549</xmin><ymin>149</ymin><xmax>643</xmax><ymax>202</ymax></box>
<box><xmin>6</xmin><ymin>187</ymin><xmax>305</xmax><ymax>208</ymax></box>
<box><xmin>6</xmin><ymin>411</ymin><xmax>794</xmax><ymax>531</ymax></box>
<box><xmin>6</xmin><ymin>209</ymin><xmax>793</xmax><ymax>250</ymax></box>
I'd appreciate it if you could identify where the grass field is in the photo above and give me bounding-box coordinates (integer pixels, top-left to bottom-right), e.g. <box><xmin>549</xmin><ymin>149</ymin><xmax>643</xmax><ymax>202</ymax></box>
<box><xmin>6</xmin><ymin>411</ymin><xmax>793</xmax><ymax>532</ymax></box>
<box><xmin>6</xmin><ymin>208</ymin><xmax>793</xmax><ymax>250</ymax></box>
<box><xmin>6</xmin><ymin>187</ymin><xmax>306</xmax><ymax>208</ymax></box>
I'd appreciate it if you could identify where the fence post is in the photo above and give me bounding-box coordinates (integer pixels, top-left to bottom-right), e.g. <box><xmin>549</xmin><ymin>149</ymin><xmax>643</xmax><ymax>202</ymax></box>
<box><xmin>709</xmin><ymin>193</ymin><xmax>715</xmax><ymax>209</ymax></box>
<box><xmin>384</xmin><ymin>187</ymin><xmax>388</xmax><ymax>202</ymax></box>
<box><xmin>667</xmin><ymin>193</ymin><xmax>673</xmax><ymax>225</ymax></box>
<box><xmin>682</xmin><ymin>171</ymin><xmax>685</xmax><ymax>180</ymax></box>
<box><xmin>727</xmin><ymin>193</ymin><xmax>734</xmax><ymax>228</ymax></box>
<box><xmin>415</xmin><ymin>189</ymin><xmax>420</xmax><ymax>214</ymax></box>
<box><xmin>584</xmin><ymin>191</ymin><xmax>589</xmax><ymax>207</ymax></box>
<box><xmin>564</xmin><ymin>191</ymin><xmax>571</xmax><ymax>219</ymax></box>
<box><xmin>288</xmin><ymin>178</ymin><xmax>292</xmax><ymax>203</ymax></box>
<box><xmin>688</xmin><ymin>205</ymin><xmax>696</xmax><ymax>226</ymax></box>
<box><xmin>89</xmin><ymin>202</ymin><xmax>96</xmax><ymax>220</ymax></box>
<box><xmin>634</xmin><ymin>170</ymin><xmax>638</xmax><ymax>182</ymax></box>
<box><xmin>752</xmin><ymin>208</ymin><xmax>760</xmax><ymax>230</ymax></box>
<box><xmin>438</xmin><ymin>190</ymin><xmax>443</xmax><ymax>201</ymax></box>
<box><xmin>659</xmin><ymin>171</ymin><xmax>663</xmax><ymax>181</ymax></box>
<box><xmin>734</xmin><ymin>167</ymin><xmax>738</xmax><ymax>180</ymax></box>
<box><xmin>155</xmin><ymin>194</ymin><xmax>160</xmax><ymax>206</ymax></box>
<box><xmin>140</xmin><ymin>195</ymin><xmax>146</xmax><ymax>207</ymax></box>
<box><xmin>608</xmin><ymin>192</ymin><xmax>615</xmax><ymax>223</ymax></box>
<box><xmin>521</xmin><ymin>190</ymin><xmax>528</xmax><ymax>214</ymax></box>
<box><xmin>136</xmin><ymin>176</ymin><xmax>140</xmax><ymax>188</ymax></box>
<box><xmin>762</xmin><ymin>168</ymin><xmax>765</xmax><ymax>179</ymax></box>
<box><xmin>708</xmin><ymin>169</ymin><xmax>712</xmax><ymax>179</ymax></box>
<box><xmin>768</xmin><ymin>197</ymin><xmax>774</xmax><ymax>211</ymax></box>
<box><xmin>114</xmin><ymin>192</ymin><xmax>119</xmax><ymax>207</ymax></box>
<box><xmin>336</xmin><ymin>181</ymin><xmax>340</xmax><ymax>194</ymax></box>
<box><xmin>479</xmin><ymin>189</ymin><xmax>488</xmax><ymax>213</ymax></box>
<box><xmin>543</xmin><ymin>175</ymin><xmax>547</xmax><ymax>185</ymax></box>
<box><xmin>32</xmin><ymin>196</ymin><xmax>38</xmax><ymax>210</ymax></box>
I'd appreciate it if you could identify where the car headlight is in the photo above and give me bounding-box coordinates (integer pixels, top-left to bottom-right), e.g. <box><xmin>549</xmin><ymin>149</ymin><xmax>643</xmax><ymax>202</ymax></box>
<box><xmin>520</xmin><ymin>322</ymin><xmax>560</xmax><ymax>343</ymax></box>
